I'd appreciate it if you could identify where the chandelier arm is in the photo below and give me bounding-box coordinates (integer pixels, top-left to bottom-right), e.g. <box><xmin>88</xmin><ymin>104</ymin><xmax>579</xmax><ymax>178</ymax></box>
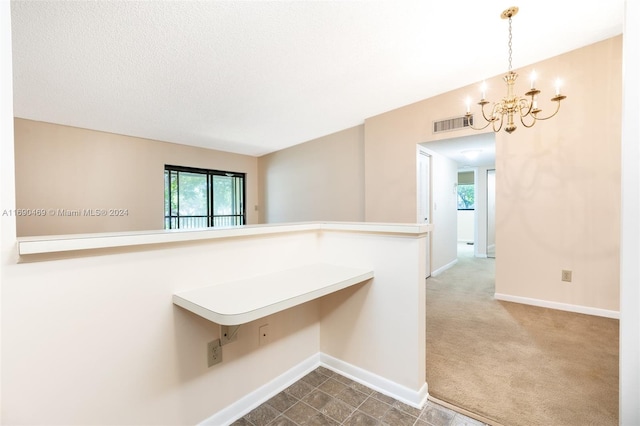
<box><xmin>492</xmin><ymin>114</ymin><xmax>504</xmax><ymax>132</ymax></box>
<box><xmin>531</xmin><ymin>101</ymin><xmax>563</xmax><ymax>121</ymax></box>
<box><xmin>464</xmin><ymin>102</ymin><xmax>500</xmax><ymax>131</ymax></box>
<box><xmin>518</xmin><ymin>97</ymin><xmax>533</xmax><ymax>118</ymax></box>
<box><xmin>464</xmin><ymin>114</ymin><xmax>494</xmax><ymax>131</ymax></box>
<box><xmin>479</xmin><ymin>103</ymin><xmax>497</xmax><ymax>123</ymax></box>
<box><xmin>519</xmin><ymin>113</ymin><xmax>537</xmax><ymax>128</ymax></box>
<box><xmin>516</xmin><ymin>99</ymin><xmax>537</xmax><ymax>128</ymax></box>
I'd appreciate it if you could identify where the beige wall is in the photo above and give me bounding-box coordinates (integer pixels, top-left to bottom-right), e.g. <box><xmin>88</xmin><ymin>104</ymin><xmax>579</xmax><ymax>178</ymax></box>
<box><xmin>13</xmin><ymin>118</ymin><xmax>259</xmax><ymax>236</ymax></box>
<box><xmin>257</xmin><ymin>123</ymin><xmax>459</xmax><ymax>274</ymax></box>
<box><xmin>4</xmin><ymin>230</ymin><xmax>323</xmax><ymax>425</ymax></box>
<box><xmin>3</xmin><ymin>5</ymin><xmax>639</xmax><ymax>424</ymax></box>
<box><xmin>256</xmin><ymin>38</ymin><xmax>622</xmax><ymax>308</ymax></box>
<box><xmin>362</xmin><ymin>36</ymin><xmax>622</xmax><ymax>312</ymax></box>
<box><xmin>261</xmin><ymin>36</ymin><xmax>622</xmax><ymax>312</ymax></box>
<box><xmin>258</xmin><ymin>125</ymin><xmax>364</xmax><ymax>223</ymax></box>
<box><xmin>494</xmin><ymin>37</ymin><xmax>622</xmax><ymax>312</ymax></box>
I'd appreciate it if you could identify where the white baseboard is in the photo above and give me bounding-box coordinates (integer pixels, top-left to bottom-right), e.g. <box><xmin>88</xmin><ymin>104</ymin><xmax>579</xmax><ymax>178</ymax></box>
<box><xmin>200</xmin><ymin>352</ymin><xmax>429</xmax><ymax>425</ymax></box>
<box><xmin>431</xmin><ymin>258</ymin><xmax>457</xmax><ymax>277</ymax></box>
<box><xmin>199</xmin><ymin>354</ymin><xmax>321</xmax><ymax>426</ymax></box>
<box><xmin>494</xmin><ymin>293</ymin><xmax>620</xmax><ymax>319</ymax></box>
<box><xmin>319</xmin><ymin>353</ymin><xmax>428</xmax><ymax>409</ymax></box>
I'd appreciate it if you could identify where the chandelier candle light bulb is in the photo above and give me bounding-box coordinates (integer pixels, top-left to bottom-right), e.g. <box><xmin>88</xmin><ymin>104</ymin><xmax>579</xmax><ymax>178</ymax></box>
<box><xmin>530</xmin><ymin>70</ymin><xmax>536</xmax><ymax>89</ymax></box>
<box><xmin>464</xmin><ymin>6</ymin><xmax>567</xmax><ymax>133</ymax></box>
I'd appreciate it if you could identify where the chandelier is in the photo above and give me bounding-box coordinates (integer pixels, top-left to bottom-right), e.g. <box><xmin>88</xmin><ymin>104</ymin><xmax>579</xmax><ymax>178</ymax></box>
<box><xmin>464</xmin><ymin>6</ymin><xmax>566</xmax><ymax>133</ymax></box>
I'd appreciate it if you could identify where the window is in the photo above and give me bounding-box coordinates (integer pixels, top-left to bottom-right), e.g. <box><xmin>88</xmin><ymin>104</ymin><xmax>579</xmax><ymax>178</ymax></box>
<box><xmin>164</xmin><ymin>165</ymin><xmax>245</xmax><ymax>229</ymax></box>
<box><xmin>457</xmin><ymin>183</ymin><xmax>475</xmax><ymax>210</ymax></box>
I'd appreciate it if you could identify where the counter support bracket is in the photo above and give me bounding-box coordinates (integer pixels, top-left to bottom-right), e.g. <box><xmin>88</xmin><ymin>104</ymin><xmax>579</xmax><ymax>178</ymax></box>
<box><xmin>221</xmin><ymin>325</ymin><xmax>240</xmax><ymax>345</ymax></box>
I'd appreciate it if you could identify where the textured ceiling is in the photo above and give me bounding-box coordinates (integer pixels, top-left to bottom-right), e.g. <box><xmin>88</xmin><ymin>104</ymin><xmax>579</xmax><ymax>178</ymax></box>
<box><xmin>10</xmin><ymin>1</ymin><xmax>624</xmax><ymax>157</ymax></box>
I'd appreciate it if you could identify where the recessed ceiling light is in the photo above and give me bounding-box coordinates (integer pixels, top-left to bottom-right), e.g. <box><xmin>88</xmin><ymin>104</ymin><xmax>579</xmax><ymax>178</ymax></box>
<box><xmin>461</xmin><ymin>149</ymin><xmax>482</xmax><ymax>160</ymax></box>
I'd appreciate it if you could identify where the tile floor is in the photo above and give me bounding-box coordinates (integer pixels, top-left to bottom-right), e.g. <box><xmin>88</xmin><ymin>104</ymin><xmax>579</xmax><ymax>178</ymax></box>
<box><xmin>231</xmin><ymin>367</ymin><xmax>486</xmax><ymax>426</ymax></box>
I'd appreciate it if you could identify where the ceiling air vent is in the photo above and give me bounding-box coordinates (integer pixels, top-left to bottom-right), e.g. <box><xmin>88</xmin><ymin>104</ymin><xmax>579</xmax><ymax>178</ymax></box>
<box><xmin>433</xmin><ymin>115</ymin><xmax>473</xmax><ymax>134</ymax></box>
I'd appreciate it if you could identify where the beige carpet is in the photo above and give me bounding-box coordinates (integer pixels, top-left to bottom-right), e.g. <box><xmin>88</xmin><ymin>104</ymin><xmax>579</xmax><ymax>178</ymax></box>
<box><xmin>426</xmin><ymin>246</ymin><xmax>619</xmax><ymax>426</ymax></box>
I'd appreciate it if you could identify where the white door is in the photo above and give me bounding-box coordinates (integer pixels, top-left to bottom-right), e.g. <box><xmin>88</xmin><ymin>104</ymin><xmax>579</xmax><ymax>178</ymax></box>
<box><xmin>417</xmin><ymin>148</ymin><xmax>431</xmax><ymax>278</ymax></box>
<box><xmin>487</xmin><ymin>169</ymin><xmax>496</xmax><ymax>258</ymax></box>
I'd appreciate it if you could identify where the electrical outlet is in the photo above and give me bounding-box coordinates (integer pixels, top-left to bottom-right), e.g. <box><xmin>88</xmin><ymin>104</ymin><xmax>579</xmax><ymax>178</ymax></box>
<box><xmin>561</xmin><ymin>270</ymin><xmax>572</xmax><ymax>282</ymax></box>
<box><xmin>220</xmin><ymin>325</ymin><xmax>239</xmax><ymax>345</ymax></box>
<box><xmin>207</xmin><ymin>339</ymin><xmax>222</xmax><ymax>367</ymax></box>
<box><xmin>259</xmin><ymin>324</ymin><xmax>270</xmax><ymax>346</ymax></box>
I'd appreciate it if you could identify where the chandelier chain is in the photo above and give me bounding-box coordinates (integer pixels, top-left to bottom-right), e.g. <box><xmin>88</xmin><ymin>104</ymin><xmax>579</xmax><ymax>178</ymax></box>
<box><xmin>507</xmin><ymin>16</ymin><xmax>513</xmax><ymax>72</ymax></box>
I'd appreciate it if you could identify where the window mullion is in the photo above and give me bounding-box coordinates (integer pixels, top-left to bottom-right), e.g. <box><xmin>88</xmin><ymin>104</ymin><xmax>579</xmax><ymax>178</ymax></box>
<box><xmin>208</xmin><ymin>173</ymin><xmax>214</xmax><ymax>228</ymax></box>
<box><xmin>176</xmin><ymin>171</ymin><xmax>180</xmax><ymax>229</ymax></box>
<box><xmin>167</xmin><ymin>171</ymin><xmax>172</xmax><ymax>229</ymax></box>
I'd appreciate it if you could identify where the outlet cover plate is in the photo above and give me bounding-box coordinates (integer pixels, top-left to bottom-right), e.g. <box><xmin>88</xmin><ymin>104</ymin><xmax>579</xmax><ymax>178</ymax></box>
<box><xmin>207</xmin><ymin>338</ymin><xmax>222</xmax><ymax>367</ymax></box>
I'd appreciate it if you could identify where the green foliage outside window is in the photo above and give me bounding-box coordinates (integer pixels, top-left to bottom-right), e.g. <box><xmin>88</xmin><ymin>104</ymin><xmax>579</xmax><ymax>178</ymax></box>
<box><xmin>457</xmin><ymin>184</ymin><xmax>475</xmax><ymax>210</ymax></box>
<box><xmin>164</xmin><ymin>166</ymin><xmax>245</xmax><ymax>229</ymax></box>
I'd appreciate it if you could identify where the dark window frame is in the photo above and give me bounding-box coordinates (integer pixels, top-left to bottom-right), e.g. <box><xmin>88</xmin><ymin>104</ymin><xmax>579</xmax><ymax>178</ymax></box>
<box><xmin>164</xmin><ymin>164</ymin><xmax>246</xmax><ymax>229</ymax></box>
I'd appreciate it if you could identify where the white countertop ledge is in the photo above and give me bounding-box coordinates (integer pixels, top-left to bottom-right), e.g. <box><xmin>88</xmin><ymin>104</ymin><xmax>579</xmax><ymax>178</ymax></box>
<box><xmin>17</xmin><ymin>222</ymin><xmax>432</xmax><ymax>255</ymax></box>
<box><xmin>173</xmin><ymin>263</ymin><xmax>374</xmax><ymax>326</ymax></box>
